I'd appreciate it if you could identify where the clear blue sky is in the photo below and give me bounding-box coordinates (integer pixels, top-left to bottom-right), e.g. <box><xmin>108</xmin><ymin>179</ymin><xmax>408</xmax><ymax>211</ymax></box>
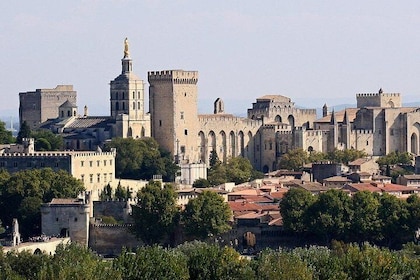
<box><xmin>1</xmin><ymin>1</ymin><xmax>420</xmax><ymax>117</ymax></box>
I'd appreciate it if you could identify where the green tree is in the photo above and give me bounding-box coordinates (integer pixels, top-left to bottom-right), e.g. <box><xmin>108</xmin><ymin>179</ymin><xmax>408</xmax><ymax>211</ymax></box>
<box><xmin>0</xmin><ymin>168</ymin><xmax>84</xmax><ymax>237</ymax></box>
<box><xmin>0</xmin><ymin>121</ymin><xmax>14</xmax><ymax>144</ymax></box>
<box><xmin>16</xmin><ymin>121</ymin><xmax>31</xmax><ymax>144</ymax></box>
<box><xmin>407</xmin><ymin>194</ymin><xmax>420</xmax><ymax>234</ymax></box>
<box><xmin>0</xmin><ymin>220</ymin><xmax>4</xmax><ymax>235</ymax></box>
<box><xmin>4</xmin><ymin>249</ymin><xmax>51</xmax><ymax>280</ymax></box>
<box><xmin>182</xmin><ymin>190</ymin><xmax>231</xmax><ymax>239</ymax></box>
<box><xmin>31</xmin><ymin>130</ymin><xmax>63</xmax><ymax>150</ymax></box>
<box><xmin>279</xmin><ymin>188</ymin><xmax>316</xmax><ymax>234</ymax></box>
<box><xmin>104</xmin><ymin>137</ymin><xmax>178</xmax><ymax>181</ymax></box>
<box><xmin>350</xmin><ymin>191</ymin><xmax>382</xmax><ymax>243</ymax></box>
<box><xmin>207</xmin><ymin>156</ymin><xmax>261</xmax><ymax>186</ymax></box>
<box><xmin>113</xmin><ymin>246</ymin><xmax>189</xmax><ymax>280</ymax></box>
<box><xmin>131</xmin><ymin>181</ymin><xmax>179</xmax><ymax>245</ymax></box>
<box><xmin>225</xmin><ymin>157</ymin><xmax>255</xmax><ymax>184</ymax></box>
<box><xmin>377</xmin><ymin>151</ymin><xmax>413</xmax><ymax>167</ymax></box>
<box><xmin>209</xmin><ymin>150</ymin><xmax>221</xmax><ymax>167</ymax></box>
<box><xmin>100</xmin><ymin>183</ymin><xmax>113</xmax><ymax>201</ymax></box>
<box><xmin>192</xmin><ymin>178</ymin><xmax>210</xmax><ymax>188</ymax></box>
<box><xmin>178</xmin><ymin>241</ymin><xmax>254</xmax><ymax>280</ymax></box>
<box><xmin>115</xmin><ymin>183</ymin><xmax>128</xmax><ymax>200</ymax></box>
<box><xmin>307</xmin><ymin>189</ymin><xmax>353</xmax><ymax>242</ymax></box>
<box><xmin>328</xmin><ymin>148</ymin><xmax>367</xmax><ymax>164</ymax></box>
<box><xmin>39</xmin><ymin>243</ymin><xmax>121</xmax><ymax>280</ymax></box>
<box><xmin>254</xmin><ymin>249</ymin><xmax>313</xmax><ymax>280</ymax></box>
<box><xmin>308</xmin><ymin>150</ymin><xmax>328</xmax><ymax>163</ymax></box>
<box><xmin>278</xmin><ymin>148</ymin><xmax>309</xmax><ymax>170</ymax></box>
<box><xmin>378</xmin><ymin>193</ymin><xmax>411</xmax><ymax>247</ymax></box>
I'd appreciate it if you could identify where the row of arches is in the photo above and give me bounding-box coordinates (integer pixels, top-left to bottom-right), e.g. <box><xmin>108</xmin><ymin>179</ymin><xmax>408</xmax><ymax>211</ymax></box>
<box><xmin>198</xmin><ymin>130</ymin><xmax>254</xmax><ymax>164</ymax></box>
<box><xmin>250</xmin><ymin>114</ymin><xmax>295</xmax><ymax>127</ymax></box>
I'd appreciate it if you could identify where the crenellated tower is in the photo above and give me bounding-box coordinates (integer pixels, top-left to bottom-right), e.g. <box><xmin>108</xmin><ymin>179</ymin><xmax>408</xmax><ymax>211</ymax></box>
<box><xmin>148</xmin><ymin>70</ymin><xmax>199</xmax><ymax>163</ymax></box>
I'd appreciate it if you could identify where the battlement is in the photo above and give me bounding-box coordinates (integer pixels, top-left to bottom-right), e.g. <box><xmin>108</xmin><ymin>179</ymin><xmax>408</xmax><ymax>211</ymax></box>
<box><xmin>0</xmin><ymin>150</ymin><xmax>116</xmax><ymax>158</ymax></box>
<box><xmin>148</xmin><ymin>70</ymin><xmax>198</xmax><ymax>84</ymax></box>
<box><xmin>350</xmin><ymin>129</ymin><xmax>373</xmax><ymax>135</ymax></box>
<box><xmin>302</xmin><ymin>130</ymin><xmax>328</xmax><ymax>136</ymax></box>
<box><xmin>263</xmin><ymin>123</ymin><xmax>290</xmax><ymax>130</ymax></box>
<box><xmin>356</xmin><ymin>93</ymin><xmax>400</xmax><ymax>98</ymax></box>
<box><xmin>276</xmin><ymin>131</ymin><xmax>293</xmax><ymax>135</ymax></box>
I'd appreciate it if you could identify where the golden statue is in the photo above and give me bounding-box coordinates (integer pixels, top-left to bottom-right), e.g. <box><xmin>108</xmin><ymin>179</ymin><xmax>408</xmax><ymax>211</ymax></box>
<box><xmin>124</xmin><ymin>37</ymin><xmax>130</xmax><ymax>58</ymax></box>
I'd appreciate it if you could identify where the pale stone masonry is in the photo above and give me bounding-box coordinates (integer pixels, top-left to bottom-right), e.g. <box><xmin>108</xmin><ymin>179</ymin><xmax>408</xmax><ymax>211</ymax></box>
<box><xmin>19</xmin><ymin>85</ymin><xmax>77</xmax><ymax>130</ymax></box>
<box><xmin>0</xmin><ymin>142</ymin><xmax>116</xmax><ymax>200</ymax></box>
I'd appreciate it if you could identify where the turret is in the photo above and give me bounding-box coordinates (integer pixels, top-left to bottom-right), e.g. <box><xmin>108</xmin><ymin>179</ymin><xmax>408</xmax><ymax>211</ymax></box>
<box><xmin>322</xmin><ymin>103</ymin><xmax>328</xmax><ymax>117</ymax></box>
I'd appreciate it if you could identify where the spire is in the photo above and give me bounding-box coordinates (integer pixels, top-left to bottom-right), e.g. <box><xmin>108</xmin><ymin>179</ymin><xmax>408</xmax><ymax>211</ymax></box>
<box><xmin>121</xmin><ymin>37</ymin><xmax>132</xmax><ymax>74</ymax></box>
<box><xmin>330</xmin><ymin>109</ymin><xmax>336</xmax><ymax>124</ymax></box>
<box><xmin>343</xmin><ymin>109</ymin><xmax>349</xmax><ymax>124</ymax></box>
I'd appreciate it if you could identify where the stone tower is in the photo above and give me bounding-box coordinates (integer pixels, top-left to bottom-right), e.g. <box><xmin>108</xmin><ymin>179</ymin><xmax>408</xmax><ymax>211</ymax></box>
<box><xmin>110</xmin><ymin>38</ymin><xmax>150</xmax><ymax>138</ymax></box>
<box><xmin>110</xmin><ymin>38</ymin><xmax>145</xmax><ymax>122</ymax></box>
<box><xmin>148</xmin><ymin>70</ymin><xmax>199</xmax><ymax>163</ymax></box>
<box><xmin>19</xmin><ymin>85</ymin><xmax>77</xmax><ymax>130</ymax></box>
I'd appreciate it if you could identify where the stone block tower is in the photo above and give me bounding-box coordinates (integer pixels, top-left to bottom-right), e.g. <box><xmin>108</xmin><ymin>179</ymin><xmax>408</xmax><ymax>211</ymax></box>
<box><xmin>19</xmin><ymin>85</ymin><xmax>77</xmax><ymax>130</ymax></box>
<box><xmin>110</xmin><ymin>38</ymin><xmax>150</xmax><ymax>138</ymax></box>
<box><xmin>148</xmin><ymin>70</ymin><xmax>199</xmax><ymax>163</ymax></box>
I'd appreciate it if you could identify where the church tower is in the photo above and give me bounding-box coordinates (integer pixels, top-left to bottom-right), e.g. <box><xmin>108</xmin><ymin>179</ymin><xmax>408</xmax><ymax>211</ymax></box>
<box><xmin>148</xmin><ymin>70</ymin><xmax>199</xmax><ymax>163</ymax></box>
<box><xmin>110</xmin><ymin>38</ymin><xmax>150</xmax><ymax>138</ymax></box>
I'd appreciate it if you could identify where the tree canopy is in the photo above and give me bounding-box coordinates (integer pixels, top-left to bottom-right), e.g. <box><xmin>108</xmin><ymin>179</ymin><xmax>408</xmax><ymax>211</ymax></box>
<box><xmin>0</xmin><ymin>168</ymin><xmax>84</xmax><ymax>237</ymax></box>
<box><xmin>207</xmin><ymin>155</ymin><xmax>263</xmax><ymax>186</ymax></box>
<box><xmin>280</xmin><ymin>188</ymin><xmax>418</xmax><ymax>247</ymax></box>
<box><xmin>31</xmin><ymin>130</ymin><xmax>63</xmax><ymax>151</ymax></box>
<box><xmin>0</xmin><ymin>121</ymin><xmax>14</xmax><ymax>144</ymax></box>
<box><xmin>182</xmin><ymin>190</ymin><xmax>231</xmax><ymax>239</ymax></box>
<box><xmin>131</xmin><ymin>180</ymin><xmax>179</xmax><ymax>245</ymax></box>
<box><xmin>279</xmin><ymin>148</ymin><xmax>368</xmax><ymax>170</ymax></box>
<box><xmin>2</xmin><ymin>241</ymin><xmax>420</xmax><ymax>279</ymax></box>
<box><xmin>279</xmin><ymin>188</ymin><xmax>316</xmax><ymax>234</ymax></box>
<box><xmin>104</xmin><ymin>137</ymin><xmax>179</xmax><ymax>181</ymax></box>
<box><xmin>376</xmin><ymin>151</ymin><xmax>413</xmax><ymax>167</ymax></box>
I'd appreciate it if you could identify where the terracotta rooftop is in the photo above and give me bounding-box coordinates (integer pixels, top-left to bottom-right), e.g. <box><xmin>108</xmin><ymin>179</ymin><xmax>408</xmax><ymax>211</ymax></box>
<box><xmin>228</xmin><ymin>201</ymin><xmax>279</xmax><ymax>213</ymax></box>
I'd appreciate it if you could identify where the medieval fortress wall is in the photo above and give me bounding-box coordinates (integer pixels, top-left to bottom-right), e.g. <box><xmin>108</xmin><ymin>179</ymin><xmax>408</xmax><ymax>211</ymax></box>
<box><xmin>17</xmin><ymin>40</ymin><xmax>420</xmax><ymax>174</ymax></box>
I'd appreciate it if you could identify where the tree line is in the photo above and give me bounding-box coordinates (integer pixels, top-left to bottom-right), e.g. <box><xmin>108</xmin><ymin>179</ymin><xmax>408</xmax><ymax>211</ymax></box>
<box><xmin>0</xmin><ymin>169</ymin><xmax>84</xmax><ymax>237</ymax></box>
<box><xmin>193</xmin><ymin>151</ymin><xmax>264</xmax><ymax>187</ymax></box>
<box><xmin>280</xmin><ymin>188</ymin><xmax>420</xmax><ymax>248</ymax></box>
<box><xmin>2</xmin><ymin>241</ymin><xmax>420</xmax><ymax>280</ymax></box>
<box><xmin>131</xmin><ymin>180</ymin><xmax>231</xmax><ymax>245</ymax></box>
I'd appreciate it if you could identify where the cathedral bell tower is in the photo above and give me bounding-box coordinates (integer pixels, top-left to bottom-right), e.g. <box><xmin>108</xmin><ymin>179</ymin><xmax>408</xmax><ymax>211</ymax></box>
<box><xmin>110</xmin><ymin>38</ymin><xmax>145</xmax><ymax>121</ymax></box>
<box><xmin>109</xmin><ymin>38</ymin><xmax>150</xmax><ymax>138</ymax></box>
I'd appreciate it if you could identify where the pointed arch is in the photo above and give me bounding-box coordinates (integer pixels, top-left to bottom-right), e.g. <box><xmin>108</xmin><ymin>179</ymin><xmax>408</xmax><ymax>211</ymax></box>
<box><xmin>230</xmin><ymin>131</ymin><xmax>235</xmax><ymax>157</ymax></box>
<box><xmin>411</xmin><ymin>133</ymin><xmax>418</xmax><ymax>154</ymax></box>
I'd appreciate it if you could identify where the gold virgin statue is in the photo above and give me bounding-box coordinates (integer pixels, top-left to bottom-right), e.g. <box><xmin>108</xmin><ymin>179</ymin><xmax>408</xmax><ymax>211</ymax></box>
<box><xmin>124</xmin><ymin>37</ymin><xmax>130</xmax><ymax>58</ymax></box>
